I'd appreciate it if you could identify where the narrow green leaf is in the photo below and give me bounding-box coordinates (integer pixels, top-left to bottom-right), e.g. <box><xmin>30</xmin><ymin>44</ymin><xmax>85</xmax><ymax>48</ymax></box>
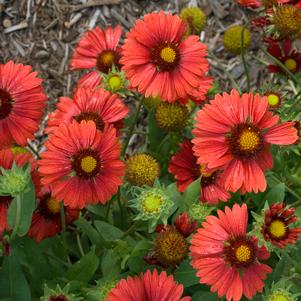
<box><xmin>101</xmin><ymin>249</ymin><xmax>121</xmax><ymax>280</ymax></box>
<box><xmin>0</xmin><ymin>251</ymin><xmax>31</xmax><ymax>301</ymax></box>
<box><xmin>66</xmin><ymin>248</ymin><xmax>99</xmax><ymax>283</ymax></box>
<box><xmin>265</xmin><ymin>183</ymin><xmax>285</xmax><ymax>204</ymax></box>
<box><xmin>94</xmin><ymin>220</ymin><xmax>123</xmax><ymax>241</ymax></box>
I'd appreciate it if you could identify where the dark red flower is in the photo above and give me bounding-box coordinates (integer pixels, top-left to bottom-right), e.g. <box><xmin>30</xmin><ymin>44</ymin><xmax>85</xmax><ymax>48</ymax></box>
<box><xmin>174</xmin><ymin>212</ymin><xmax>198</xmax><ymax>238</ymax></box>
<box><xmin>28</xmin><ymin>186</ymin><xmax>80</xmax><ymax>243</ymax></box>
<box><xmin>267</xmin><ymin>39</ymin><xmax>301</xmax><ymax>73</ymax></box>
<box><xmin>262</xmin><ymin>202</ymin><xmax>301</xmax><ymax>248</ymax></box>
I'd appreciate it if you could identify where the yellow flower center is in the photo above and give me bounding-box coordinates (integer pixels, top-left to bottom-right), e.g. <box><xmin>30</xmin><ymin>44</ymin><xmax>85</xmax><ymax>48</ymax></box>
<box><xmin>235</xmin><ymin>244</ymin><xmax>251</xmax><ymax>263</ymax></box>
<box><xmin>108</xmin><ymin>75</ymin><xmax>122</xmax><ymax>91</ymax></box>
<box><xmin>269</xmin><ymin>220</ymin><xmax>287</xmax><ymax>238</ymax></box>
<box><xmin>200</xmin><ymin>164</ymin><xmax>213</xmax><ymax>178</ymax></box>
<box><xmin>270</xmin><ymin>293</ymin><xmax>291</xmax><ymax>301</ymax></box>
<box><xmin>284</xmin><ymin>58</ymin><xmax>297</xmax><ymax>71</ymax></box>
<box><xmin>80</xmin><ymin>155</ymin><xmax>97</xmax><ymax>173</ymax></box>
<box><xmin>142</xmin><ymin>193</ymin><xmax>163</xmax><ymax>213</ymax></box>
<box><xmin>267</xmin><ymin>93</ymin><xmax>280</xmax><ymax>107</ymax></box>
<box><xmin>47</xmin><ymin>197</ymin><xmax>61</xmax><ymax>214</ymax></box>
<box><xmin>101</xmin><ymin>52</ymin><xmax>115</xmax><ymax>66</ymax></box>
<box><xmin>238</xmin><ymin>128</ymin><xmax>260</xmax><ymax>151</ymax></box>
<box><xmin>160</xmin><ymin>46</ymin><xmax>177</xmax><ymax>63</ymax></box>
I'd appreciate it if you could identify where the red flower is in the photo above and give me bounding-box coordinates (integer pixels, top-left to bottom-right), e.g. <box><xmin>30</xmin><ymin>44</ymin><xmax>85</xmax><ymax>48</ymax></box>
<box><xmin>0</xmin><ymin>61</ymin><xmax>47</xmax><ymax>147</ymax></box>
<box><xmin>28</xmin><ymin>186</ymin><xmax>79</xmax><ymax>243</ymax></box>
<box><xmin>262</xmin><ymin>202</ymin><xmax>301</xmax><ymax>248</ymax></box>
<box><xmin>236</xmin><ymin>0</ymin><xmax>261</xmax><ymax>8</ymax></box>
<box><xmin>45</xmin><ymin>87</ymin><xmax>129</xmax><ymax>134</ymax></box>
<box><xmin>39</xmin><ymin>121</ymin><xmax>124</xmax><ymax>209</ymax></box>
<box><xmin>192</xmin><ymin>89</ymin><xmax>298</xmax><ymax>193</ymax></box>
<box><xmin>190</xmin><ymin>204</ymin><xmax>272</xmax><ymax>301</ymax></box>
<box><xmin>77</xmin><ymin>71</ymin><xmax>102</xmax><ymax>90</ymax></box>
<box><xmin>121</xmin><ymin>11</ymin><xmax>209</xmax><ymax>103</ymax></box>
<box><xmin>70</xmin><ymin>26</ymin><xmax>122</xmax><ymax>85</ymax></box>
<box><xmin>169</xmin><ymin>140</ymin><xmax>230</xmax><ymax>205</ymax></box>
<box><xmin>174</xmin><ymin>212</ymin><xmax>198</xmax><ymax>238</ymax></box>
<box><xmin>267</xmin><ymin>39</ymin><xmax>301</xmax><ymax>73</ymax></box>
<box><xmin>107</xmin><ymin>269</ymin><xmax>191</xmax><ymax>301</ymax></box>
<box><xmin>0</xmin><ymin>148</ymin><xmax>40</xmax><ymax>231</ymax></box>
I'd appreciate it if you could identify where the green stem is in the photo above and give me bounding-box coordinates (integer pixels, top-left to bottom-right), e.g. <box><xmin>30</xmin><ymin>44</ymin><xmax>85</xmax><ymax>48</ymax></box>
<box><xmin>260</xmin><ymin>46</ymin><xmax>300</xmax><ymax>85</ymax></box>
<box><xmin>241</xmin><ymin>27</ymin><xmax>251</xmax><ymax>92</ymax></box>
<box><xmin>11</xmin><ymin>195</ymin><xmax>21</xmax><ymax>240</ymax></box>
<box><xmin>120</xmin><ymin>220</ymin><xmax>140</xmax><ymax>239</ymax></box>
<box><xmin>291</xmin><ymin>199</ymin><xmax>301</xmax><ymax>208</ymax></box>
<box><xmin>60</xmin><ymin>203</ymin><xmax>70</xmax><ymax>264</ymax></box>
<box><xmin>76</xmin><ymin>233</ymin><xmax>85</xmax><ymax>257</ymax></box>
<box><xmin>45</xmin><ymin>252</ymin><xmax>70</xmax><ymax>268</ymax></box>
<box><xmin>249</xmin><ymin>54</ymin><xmax>269</xmax><ymax>66</ymax></box>
<box><xmin>121</xmin><ymin>95</ymin><xmax>144</xmax><ymax>156</ymax></box>
<box><xmin>117</xmin><ymin>189</ymin><xmax>124</xmax><ymax>221</ymax></box>
<box><xmin>208</xmin><ymin>50</ymin><xmax>242</xmax><ymax>93</ymax></box>
<box><xmin>105</xmin><ymin>201</ymin><xmax>111</xmax><ymax>220</ymax></box>
<box><xmin>157</xmin><ymin>133</ymin><xmax>170</xmax><ymax>153</ymax></box>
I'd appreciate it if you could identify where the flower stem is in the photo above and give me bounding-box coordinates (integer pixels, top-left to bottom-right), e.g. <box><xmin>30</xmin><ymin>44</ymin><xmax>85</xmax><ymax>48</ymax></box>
<box><xmin>60</xmin><ymin>203</ymin><xmax>70</xmax><ymax>264</ymax></box>
<box><xmin>259</xmin><ymin>46</ymin><xmax>300</xmax><ymax>85</ymax></box>
<box><xmin>120</xmin><ymin>220</ymin><xmax>140</xmax><ymax>239</ymax></box>
<box><xmin>10</xmin><ymin>194</ymin><xmax>21</xmax><ymax>240</ymax></box>
<box><xmin>121</xmin><ymin>95</ymin><xmax>144</xmax><ymax>157</ymax></box>
<box><xmin>241</xmin><ymin>28</ymin><xmax>250</xmax><ymax>92</ymax></box>
<box><xmin>208</xmin><ymin>50</ymin><xmax>242</xmax><ymax>93</ymax></box>
<box><xmin>76</xmin><ymin>233</ymin><xmax>85</xmax><ymax>257</ymax></box>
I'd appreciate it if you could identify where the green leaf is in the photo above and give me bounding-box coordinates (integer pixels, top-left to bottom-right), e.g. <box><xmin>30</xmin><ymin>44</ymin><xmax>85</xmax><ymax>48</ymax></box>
<box><xmin>174</xmin><ymin>260</ymin><xmax>199</xmax><ymax>287</ymax></box>
<box><xmin>66</xmin><ymin>248</ymin><xmax>99</xmax><ymax>283</ymax></box>
<box><xmin>94</xmin><ymin>220</ymin><xmax>123</xmax><ymax>241</ymax></box>
<box><xmin>0</xmin><ymin>251</ymin><xmax>31</xmax><ymax>301</ymax></box>
<box><xmin>181</xmin><ymin>178</ymin><xmax>201</xmax><ymax>210</ymax></box>
<box><xmin>192</xmin><ymin>291</ymin><xmax>220</xmax><ymax>301</ymax></box>
<box><xmin>265</xmin><ymin>183</ymin><xmax>285</xmax><ymax>204</ymax></box>
<box><xmin>8</xmin><ymin>178</ymin><xmax>36</xmax><ymax>236</ymax></box>
<box><xmin>101</xmin><ymin>249</ymin><xmax>121</xmax><ymax>280</ymax></box>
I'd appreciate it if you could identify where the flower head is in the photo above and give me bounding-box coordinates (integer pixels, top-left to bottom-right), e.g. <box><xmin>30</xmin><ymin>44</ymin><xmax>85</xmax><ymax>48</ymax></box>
<box><xmin>0</xmin><ymin>61</ymin><xmax>47</xmax><ymax>147</ymax></box>
<box><xmin>71</xmin><ymin>26</ymin><xmax>122</xmax><ymax>73</ymax></box>
<box><xmin>271</xmin><ymin>4</ymin><xmax>301</xmax><ymax>39</ymax></box>
<box><xmin>130</xmin><ymin>185</ymin><xmax>174</xmax><ymax>230</ymax></box>
<box><xmin>155</xmin><ymin>102</ymin><xmax>188</xmax><ymax>131</ymax></box>
<box><xmin>28</xmin><ymin>186</ymin><xmax>79</xmax><ymax>243</ymax></box>
<box><xmin>223</xmin><ymin>25</ymin><xmax>251</xmax><ymax>54</ymax></box>
<box><xmin>267</xmin><ymin>39</ymin><xmax>301</xmax><ymax>74</ymax></box>
<box><xmin>169</xmin><ymin>140</ymin><xmax>230</xmax><ymax>204</ymax></box>
<box><xmin>266</xmin><ymin>91</ymin><xmax>282</xmax><ymax>108</ymax></box>
<box><xmin>0</xmin><ymin>148</ymin><xmax>40</xmax><ymax>231</ymax></box>
<box><xmin>261</xmin><ymin>202</ymin><xmax>301</xmax><ymax>248</ymax></box>
<box><xmin>265</xmin><ymin>278</ymin><xmax>299</xmax><ymax>301</ymax></box>
<box><xmin>174</xmin><ymin>212</ymin><xmax>198</xmax><ymax>237</ymax></box>
<box><xmin>180</xmin><ymin>7</ymin><xmax>206</xmax><ymax>35</ymax></box>
<box><xmin>106</xmin><ymin>269</ymin><xmax>191</xmax><ymax>301</ymax></box>
<box><xmin>188</xmin><ymin>202</ymin><xmax>214</xmax><ymax>224</ymax></box>
<box><xmin>235</xmin><ymin>0</ymin><xmax>261</xmax><ymax>7</ymax></box>
<box><xmin>39</xmin><ymin>121</ymin><xmax>124</xmax><ymax>209</ymax></box>
<box><xmin>190</xmin><ymin>204</ymin><xmax>272</xmax><ymax>301</ymax></box>
<box><xmin>125</xmin><ymin>153</ymin><xmax>160</xmax><ymax>187</ymax></box>
<box><xmin>41</xmin><ymin>284</ymin><xmax>82</xmax><ymax>301</ymax></box>
<box><xmin>192</xmin><ymin>89</ymin><xmax>298</xmax><ymax>193</ymax></box>
<box><xmin>46</xmin><ymin>87</ymin><xmax>129</xmax><ymax>134</ymax></box>
<box><xmin>121</xmin><ymin>11</ymin><xmax>209</xmax><ymax>103</ymax></box>
<box><xmin>144</xmin><ymin>95</ymin><xmax>162</xmax><ymax>110</ymax></box>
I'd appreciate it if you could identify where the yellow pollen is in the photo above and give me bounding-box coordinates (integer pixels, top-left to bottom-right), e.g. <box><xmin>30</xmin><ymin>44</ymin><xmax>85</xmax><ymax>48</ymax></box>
<box><xmin>47</xmin><ymin>197</ymin><xmax>61</xmax><ymax>214</ymax></box>
<box><xmin>101</xmin><ymin>52</ymin><xmax>114</xmax><ymax>65</ymax></box>
<box><xmin>200</xmin><ymin>164</ymin><xmax>213</xmax><ymax>178</ymax></box>
<box><xmin>160</xmin><ymin>47</ymin><xmax>176</xmax><ymax>63</ymax></box>
<box><xmin>270</xmin><ymin>293</ymin><xmax>291</xmax><ymax>301</ymax></box>
<box><xmin>238</xmin><ymin>129</ymin><xmax>260</xmax><ymax>151</ymax></box>
<box><xmin>267</xmin><ymin>94</ymin><xmax>280</xmax><ymax>107</ymax></box>
<box><xmin>284</xmin><ymin>58</ymin><xmax>297</xmax><ymax>71</ymax></box>
<box><xmin>235</xmin><ymin>245</ymin><xmax>251</xmax><ymax>263</ymax></box>
<box><xmin>108</xmin><ymin>75</ymin><xmax>122</xmax><ymax>90</ymax></box>
<box><xmin>142</xmin><ymin>194</ymin><xmax>163</xmax><ymax>213</ymax></box>
<box><xmin>80</xmin><ymin>155</ymin><xmax>97</xmax><ymax>173</ymax></box>
<box><xmin>269</xmin><ymin>220</ymin><xmax>287</xmax><ymax>238</ymax></box>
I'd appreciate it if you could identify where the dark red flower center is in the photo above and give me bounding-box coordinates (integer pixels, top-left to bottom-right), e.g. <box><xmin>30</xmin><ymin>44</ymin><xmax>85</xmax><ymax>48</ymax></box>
<box><xmin>96</xmin><ymin>49</ymin><xmax>120</xmax><ymax>73</ymax></box>
<box><xmin>266</xmin><ymin>218</ymin><xmax>289</xmax><ymax>241</ymax></box>
<box><xmin>49</xmin><ymin>295</ymin><xmax>69</xmax><ymax>301</ymax></box>
<box><xmin>0</xmin><ymin>89</ymin><xmax>13</xmax><ymax>120</ymax></box>
<box><xmin>0</xmin><ymin>195</ymin><xmax>13</xmax><ymax>206</ymax></box>
<box><xmin>193</xmin><ymin>165</ymin><xmax>217</xmax><ymax>187</ymax></box>
<box><xmin>74</xmin><ymin>111</ymin><xmax>105</xmax><ymax>131</ymax></box>
<box><xmin>224</xmin><ymin>236</ymin><xmax>256</xmax><ymax>268</ymax></box>
<box><xmin>227</xmin><ymin>123</ymin><xmax>264</xmax><ymax>160</ymax></box>
<box><xmin>38</xmin><ymin>193</ymin><xmax>61</xmax><ymax>219</ymax></box>
<box><xmin>71</xmin><ymin>149</ymin><xmax>101</xmax><ymax>179</ymax></box>
<box><xmin>151</xmin><ymin>42</ymin><xmax>180</xmax><ymax>71</ymax></box>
